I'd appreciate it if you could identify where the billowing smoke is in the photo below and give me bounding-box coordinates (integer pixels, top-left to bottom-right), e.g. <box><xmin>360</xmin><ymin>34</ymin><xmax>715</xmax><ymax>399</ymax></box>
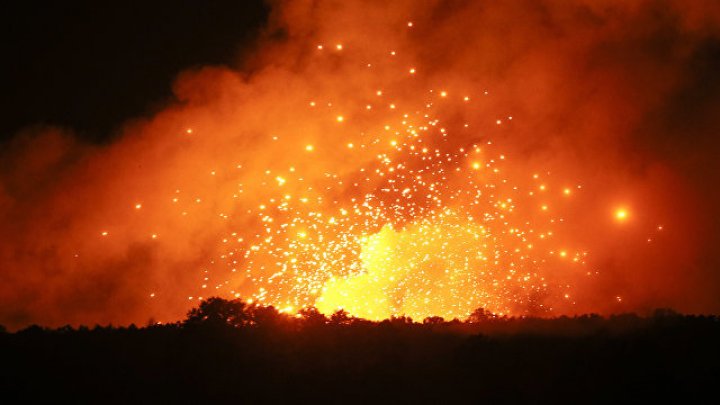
<box><xmin>2</xmin><ymin>0</ymin><xmax>720</xmax><ymax>329</ymax></box>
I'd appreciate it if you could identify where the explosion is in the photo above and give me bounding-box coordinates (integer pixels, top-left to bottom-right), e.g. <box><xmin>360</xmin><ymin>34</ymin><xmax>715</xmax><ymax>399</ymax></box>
<box><xmin>220</xmin><ymin>76</ymin><xmax>589</xmax><ymax>320</ymax></box>
<box><xmin>2</xmin><ymin>0</ymin><xmax>719</xmax><ymax>329</ymax></box>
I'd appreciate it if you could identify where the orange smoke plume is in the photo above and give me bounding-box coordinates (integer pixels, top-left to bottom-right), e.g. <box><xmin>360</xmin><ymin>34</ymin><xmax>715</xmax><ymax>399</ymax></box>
<box><xmin>2</xmin><ymin>0</ymin><xmax>720</xmax><ymax>329</ymax></box>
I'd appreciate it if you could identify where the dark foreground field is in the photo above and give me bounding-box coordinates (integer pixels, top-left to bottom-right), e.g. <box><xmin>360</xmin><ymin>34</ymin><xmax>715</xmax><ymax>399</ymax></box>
<box><xmin>2</xmin><ymin>299</ymin><xmax>718</xmax><ymax>404</ymax></box>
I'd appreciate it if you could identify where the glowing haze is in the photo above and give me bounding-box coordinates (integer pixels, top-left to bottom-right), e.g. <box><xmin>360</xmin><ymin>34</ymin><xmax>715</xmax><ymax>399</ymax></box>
<box><xmin>2</xmin><ymin>0</ymin><xmax>720</xmax><ymax>329</ymax></box>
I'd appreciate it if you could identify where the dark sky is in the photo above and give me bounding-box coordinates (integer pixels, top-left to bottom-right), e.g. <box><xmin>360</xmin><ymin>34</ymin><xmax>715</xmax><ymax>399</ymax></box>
<box><xmin>0</xmin><ymin>0</ymin><xmax>269</xmax><ymax>143</ymax></box>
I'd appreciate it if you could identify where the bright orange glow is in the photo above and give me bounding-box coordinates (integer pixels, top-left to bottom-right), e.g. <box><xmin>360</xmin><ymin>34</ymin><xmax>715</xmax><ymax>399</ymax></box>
<box><xmin>615</xmin><ymin>208</ymin><xmax>629</xmax><ymax>222</ymax></box>
<box><xmin>226</xmin><ymin>104</ymin><xmax>589</xmax><ymax>319</ymax></box>
<box><xmin>3</xmin><ymin>1</ymin><xmax>711</xmax><ymax>330</ymax></box>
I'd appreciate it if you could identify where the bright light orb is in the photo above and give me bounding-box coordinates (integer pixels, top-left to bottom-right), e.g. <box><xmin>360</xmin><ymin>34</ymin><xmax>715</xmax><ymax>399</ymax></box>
<box><xmin>614</xmin><ymin>208</ymin><xmax>629</xmax><ymax>222</ymax></box>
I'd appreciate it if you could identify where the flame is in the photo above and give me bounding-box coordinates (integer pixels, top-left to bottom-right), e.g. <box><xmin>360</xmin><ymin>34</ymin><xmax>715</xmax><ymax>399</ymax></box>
<box><xmin>317</xmin><ymin>220</ymin><xmax>497</xmax><ymax>320</ymax></box>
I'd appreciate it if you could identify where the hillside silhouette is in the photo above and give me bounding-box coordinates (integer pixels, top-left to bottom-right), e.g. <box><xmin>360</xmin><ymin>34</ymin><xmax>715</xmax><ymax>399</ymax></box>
<box><xmin>2</xmin><ymin>297</ymin><xmax>718</xmax><ymax>404</ymax></box>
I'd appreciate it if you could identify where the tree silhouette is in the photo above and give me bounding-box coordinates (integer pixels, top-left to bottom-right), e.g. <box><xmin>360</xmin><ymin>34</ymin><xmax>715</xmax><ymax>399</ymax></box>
<box><xmin>3</xmin><ymin>296</ymin><xmax>718</xmax><ymax>404</ymax></box>
<box><xmin>467</xmin><ymin>307</ymin><xmax>492</xmax><ymax>323</ymax></box>
<box><xmin>185</xmin><ymin>297</ymin><xmax>248</xmax><ymax>327</ymax></box>
<box><xmin>247</xmin><ymin>304</ymin><xmax>286</xmax><ymax>328</ymax></box>
<box><xmin>298</xmin><ymin>306</ymin><xmax>327</xmax><ymax>327</ymax></box>
<box><xmin>388</xmin><ymin>315</ymin><xmax>413</xmax><ymax>326</ymax></box>
<box><xmin>653</xmin><ymin>307</ymin><xmax>680</xmax><ymax>318</ymax></box>
<box><xmin>330</xmin><ymin>309</ymin><xmax>352</xmax><ymax>326</ymax></box>
<box><xmin>423</xmin><ymin>316</ymin><xmax>445</xmax><ymax>325</ymax></box>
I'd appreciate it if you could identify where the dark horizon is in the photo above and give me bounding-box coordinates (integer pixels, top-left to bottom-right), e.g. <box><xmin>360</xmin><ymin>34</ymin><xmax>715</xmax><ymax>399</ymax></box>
<box><xmin>3</xmin><ymin>296</ymin><xmax>719</xmax><ymax>404</ymax></box>
<box><xmin>2</xmin><ymin>295</ymin><xmax>712</xmax><ymax>333</ymax></box>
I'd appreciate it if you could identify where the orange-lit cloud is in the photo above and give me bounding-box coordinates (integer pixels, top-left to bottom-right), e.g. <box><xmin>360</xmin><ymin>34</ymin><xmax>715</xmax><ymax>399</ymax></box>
<box><xmin>2</xmin><ymin>0</ymin><xmax>720</xmax><ymax>329</ymax></box>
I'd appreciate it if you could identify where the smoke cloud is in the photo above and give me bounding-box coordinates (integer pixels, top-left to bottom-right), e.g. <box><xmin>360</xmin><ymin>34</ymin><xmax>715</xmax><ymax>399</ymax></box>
<box><xmin>2</xmin><ymin>0</ymin><xmax>720</xmax><ymax>329</ymax></box>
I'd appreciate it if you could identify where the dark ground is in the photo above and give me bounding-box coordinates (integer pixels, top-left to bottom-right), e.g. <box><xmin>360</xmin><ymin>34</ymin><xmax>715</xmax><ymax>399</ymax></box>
<box><xmin>1</xmin><ymin>299</ymin><xmax>718</xmax><ymax>404</ymax></box>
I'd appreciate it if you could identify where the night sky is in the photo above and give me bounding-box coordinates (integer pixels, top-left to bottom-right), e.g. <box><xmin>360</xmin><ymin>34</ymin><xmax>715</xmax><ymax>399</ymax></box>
<box><xmin>2</xmin><ymin>0</ymin><xmax>720</xmax><ymax>330</ymax></box>
<box><xmin>0</xmin><ymin>0</ymin><xmax>269</xmax><ymax>142</ymax></box>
